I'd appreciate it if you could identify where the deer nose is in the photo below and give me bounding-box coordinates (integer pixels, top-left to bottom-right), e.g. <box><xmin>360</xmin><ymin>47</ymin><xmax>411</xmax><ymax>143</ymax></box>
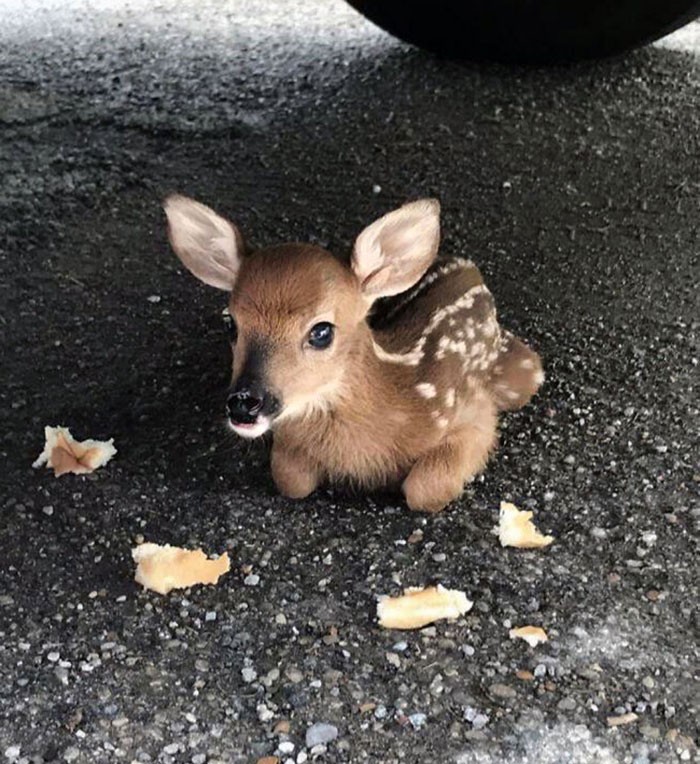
<box><xmin>227</xmin><ymin>388</ymin><xmax>264</xmax><ymax>423</ymax></box>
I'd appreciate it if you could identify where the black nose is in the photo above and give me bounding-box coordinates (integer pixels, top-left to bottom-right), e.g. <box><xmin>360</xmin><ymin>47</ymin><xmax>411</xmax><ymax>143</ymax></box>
<box><xmin>227</xmin><ymin>389</ymin><xmax>264</xmax><ymax>423</ymax></box>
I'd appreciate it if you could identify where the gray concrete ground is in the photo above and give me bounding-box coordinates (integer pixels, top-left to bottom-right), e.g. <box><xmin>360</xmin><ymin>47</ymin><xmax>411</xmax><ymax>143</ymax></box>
<box><xmin>0</xmin><ymin>2</ymin><xmax>698</xmax><ymax>762</ymax></box>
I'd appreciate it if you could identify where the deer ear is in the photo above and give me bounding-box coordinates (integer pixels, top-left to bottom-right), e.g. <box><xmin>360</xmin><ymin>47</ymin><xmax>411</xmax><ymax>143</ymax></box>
<box><xmin>352</xmin><ymin>199</ymin><xmax>440</xmax><ymax>301</ymax></box>
<box><xmin>164</xmin><ymin>195</ymin><xmax>244</xmax><ymax>291</ymax></box>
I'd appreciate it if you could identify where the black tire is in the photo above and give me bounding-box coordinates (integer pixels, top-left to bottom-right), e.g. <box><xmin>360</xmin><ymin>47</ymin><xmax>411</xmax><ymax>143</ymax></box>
<box><xmin>345</xmin><ymin>0</ymin><xmax>700</xmax><ymax>63</ymax></box>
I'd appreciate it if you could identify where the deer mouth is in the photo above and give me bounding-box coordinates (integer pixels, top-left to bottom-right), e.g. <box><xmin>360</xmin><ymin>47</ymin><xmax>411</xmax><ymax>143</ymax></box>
<box><xmin>228</xmin><ymin>414</ymin><xmax>272</xmax><ymax>439</ymax></box>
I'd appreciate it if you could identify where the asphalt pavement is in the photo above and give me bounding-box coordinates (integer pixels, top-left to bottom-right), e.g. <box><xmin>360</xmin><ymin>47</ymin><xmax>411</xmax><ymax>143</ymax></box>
<box><xmin>0</xmin><ymin>1</ymin><xmax>698</xmax><ymax>763</ymax></box>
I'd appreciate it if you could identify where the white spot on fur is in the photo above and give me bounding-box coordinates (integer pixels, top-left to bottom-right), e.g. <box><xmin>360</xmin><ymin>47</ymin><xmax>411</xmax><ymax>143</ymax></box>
<box><xmin>482</xmin><ymin>317</ymin><xmax>499</xmax><ymax>337</ymax></box>
<box><xmin>420</xmin><ymin>284</ymin><xmax>489</xmax><ymax>342</ymax></box>
<box><xmin>437</xmin><ymin>334</ymin><xmax>469</xmax><ymax>360</ymax></box>
<box><xmin>416</xmin><ymin>382</ymin><xmax>437</xmax><ymax>399</ymax></box>
<box><xmin>445</xmin><ymin>388</ymin><xmax>455</xmax><ymax>407</ymax></box>
<box><xmin>534</xmin><ymin>369</ymin><xmax>545</xmax><ymax>385</ymax></box>
<box><xmin>437</xmin><ymin>417</ymin><xmax>449</xmax><ymax>428</ymax></box>
<box><xmin>372</xmin><ymin>282</ymin><xmax>494</xmax><ymax>366</ymax></box>
<box><xmin>380</xmin><ymin>257</ymin><xmax>477</xmax><ymax>323</ymax></box>
<box><xmin>520</xmin><ymin>358</ymin><xmax>535</xmax><ymax>370</ymax></box>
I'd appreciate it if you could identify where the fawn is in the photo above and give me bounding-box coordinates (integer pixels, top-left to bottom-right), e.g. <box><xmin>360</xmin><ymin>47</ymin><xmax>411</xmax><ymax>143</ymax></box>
<box><xmin>164</xmin><ymin>196</ymin><xmax>543</xmax><ymax>512</ymax></box>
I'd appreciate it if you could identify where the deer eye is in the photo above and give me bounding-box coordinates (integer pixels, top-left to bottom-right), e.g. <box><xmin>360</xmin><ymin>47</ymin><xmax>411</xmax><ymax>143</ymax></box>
<box><xmin>222</xmin><ymin>310</ymin><xmax>238</xmax><ymax>342</ymax></box>
<box><xmin>308</xmin><ymin>321</ymin><xmax>334</xmax><ymax>350</ymax></box>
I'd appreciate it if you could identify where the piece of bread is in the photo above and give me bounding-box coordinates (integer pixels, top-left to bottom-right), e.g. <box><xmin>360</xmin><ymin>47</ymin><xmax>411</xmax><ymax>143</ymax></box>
<box><xmin>377</xmin><ymin>585</ymin><xmax>473</xmax><ymax>630</ymax></box>
<box><xmin>498</xmin><ymin>501</ymin><xmax>554</xmax><ymax>549</ymax></box>
<box><xmin>132</xmin><ymin>543</ymin><xmax>230</xmax><ymax>595</ymax></box>
<box><xmin>509</xmin><ymin>625</ymin><xmax>548</xmax><ymax>647</ymax></box>
<box><xmin>33</xmin><ymin>425</ymin><xmax>116</xmax><ymax>477</ymax></box>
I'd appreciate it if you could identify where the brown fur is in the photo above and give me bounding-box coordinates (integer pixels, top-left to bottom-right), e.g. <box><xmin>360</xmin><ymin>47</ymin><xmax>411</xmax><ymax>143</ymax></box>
<box><xmin>164</xmin><ymin>196</ymin><xmax>544</xmax><ymax>513</ymax></box>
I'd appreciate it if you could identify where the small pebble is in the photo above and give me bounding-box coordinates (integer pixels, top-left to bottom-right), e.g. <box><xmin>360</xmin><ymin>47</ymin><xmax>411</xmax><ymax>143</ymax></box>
<box><xmin>472</xmin><ymin>714</ymin><xmax>489</xmax><ymax>730</ymax></box>
<box><xmin>489</xmin><ymin>683</ymin><xmax>516</xmax><ymax>699</ymax></box>
<box><xmin>285</xmin><ymin>667</ymin><xmax>303</xmax><ymax>684</ymax></box>
<box><xmin>241</xmin><ymin>666</ymin><xmax>257</xmax><ymax>683</ymax></box>
<box><xmin>244</xmin><ymin>574</ymin><xmax>260</xmax><ymax>586</ymax></box>
<box><xmin>607</xmin><ymin>712</ymin><xmax>638</xmax><ymax>727</ymax></box>
<box><xmin>305</xmin><ymin>723</ymin><xmax>338</xmax><ymax>748</ymax></box>
<box><xmin>464</xmin><ymin>707</ymin><xmax>478</xmax><ymax>723</ymax></box>
<box><xmin>257</xmin><ymin>704</ymin><xmax>274</xmax><ymax>722</ymax></box>
<box><xmin>408</xmin><ymin>713</ymin><xmax>427</xmax><ymax>730</ymax></box>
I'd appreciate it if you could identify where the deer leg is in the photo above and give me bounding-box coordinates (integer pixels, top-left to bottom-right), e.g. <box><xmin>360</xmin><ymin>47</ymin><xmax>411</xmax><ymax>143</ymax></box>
<box><xmin>403</xmin><ymin>398</ymin><xmax>498</xmax><ymax>513</ymax></box>
<box><xmin>270</xmin><ymin>440</ymin><xmax>321</xmax><ymax>499</ymax></box>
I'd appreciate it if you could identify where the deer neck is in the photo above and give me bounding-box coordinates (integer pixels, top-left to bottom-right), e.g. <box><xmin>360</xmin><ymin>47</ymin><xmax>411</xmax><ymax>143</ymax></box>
<box><xmin>330</xmin><ymin>322</ymin><xmax>416</xmax><ymax>423</ymax></box>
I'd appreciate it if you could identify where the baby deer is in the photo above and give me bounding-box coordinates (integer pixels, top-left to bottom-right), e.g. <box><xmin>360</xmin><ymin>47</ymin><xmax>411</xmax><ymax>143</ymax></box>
<box><xmin>165</xmin><ymin>196</ymin><xmax>543</xmax><ymax>513</ymax></box>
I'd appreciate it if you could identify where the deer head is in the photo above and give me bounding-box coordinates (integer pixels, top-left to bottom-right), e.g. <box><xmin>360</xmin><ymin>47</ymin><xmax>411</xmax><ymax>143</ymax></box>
<box><xmin>164</xmin><ymin>195</ymin><xmax>440</xmax><ymax>438</ymax></box>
